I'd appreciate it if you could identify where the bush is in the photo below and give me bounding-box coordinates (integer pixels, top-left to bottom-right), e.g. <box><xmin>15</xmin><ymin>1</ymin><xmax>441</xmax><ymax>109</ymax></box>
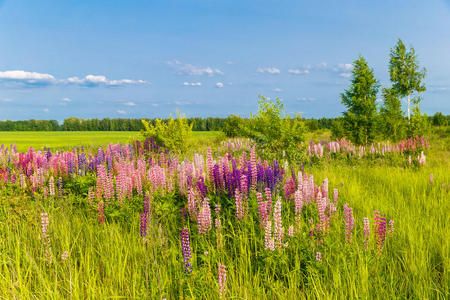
<box><xmin>242</xmin><ymin>95</ymin><xmax>306</xmax><ymax>162</ymax></box>
<box><xmin>141</xmin><ymin>111</ymin><xmax>193</xmax><ymax>154</ymax></box>
<box><xmin>407</xmin><ymin>106</ymin><xmax>430</xmax><ymax>137</ymax></box>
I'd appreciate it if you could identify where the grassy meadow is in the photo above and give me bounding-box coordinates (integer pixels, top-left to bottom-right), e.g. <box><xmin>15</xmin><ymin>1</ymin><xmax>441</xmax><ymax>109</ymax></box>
<box><xmin>0</xmin><ymin>129</ymin><xmax>448</xmax><ymax>298</ymax></box>
<box><xmin>0</xmin><ymin>131</ymin><xmax>222</xmax><ymax>152</ymax></box>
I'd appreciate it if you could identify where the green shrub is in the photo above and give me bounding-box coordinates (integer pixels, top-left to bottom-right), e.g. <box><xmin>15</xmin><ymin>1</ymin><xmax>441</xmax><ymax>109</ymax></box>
<box><xmin>141</xmin><ymin>111</ymin><xmax>193</xmax><ymax>154</ymax></box>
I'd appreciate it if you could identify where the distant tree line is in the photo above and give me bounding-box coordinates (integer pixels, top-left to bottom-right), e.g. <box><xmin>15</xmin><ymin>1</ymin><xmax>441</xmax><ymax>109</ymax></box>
<box><xmin>0</xmin><ymin>117</ymin><xmax>226</xmax><ymax>131</ymax></box>
<box><xmin>0</xmin><ymin>113</ymin><xmax>447</xmax><ymax>132</ymax></box>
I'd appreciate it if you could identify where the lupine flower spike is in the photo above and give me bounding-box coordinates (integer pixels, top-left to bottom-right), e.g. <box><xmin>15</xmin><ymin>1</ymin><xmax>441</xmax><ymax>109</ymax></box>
<box><xmin>218</xmin><ymin>262</ymin><xmax>227</xmax><ymax>297</ymax></box>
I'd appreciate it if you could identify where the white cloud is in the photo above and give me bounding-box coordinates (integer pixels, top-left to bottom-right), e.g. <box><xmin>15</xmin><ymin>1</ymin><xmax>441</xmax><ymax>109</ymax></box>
<box><xmin>297</xmin><ymin>97</ymin><xmax>316</xmax><ymax>101</ymax></box>
<box><xmin>257</xmin><ymin>67</ymin><xmax>281</xmax><ymax>74</ymax></box>
<box><xmin>43</xmin><ymin>108</ymin><xmax>50</xmax><ymax>113</ymax></box>
<box><xmin>216</xmin><ymin>82</ymin><xmax>224</xmax><ymax>88</ymax></box>
<box><xmin>168</xmin><ymin>60</ymin><xmax>223</xmax><ymax>76</ymax></box>
<box><xmin>376</xmin><ymin>98</ymin><xmax>384</xmax><ymax>102</ymax></box>
<box><xmin>183</xmin><ymin>82</ymin><xmax>202</xmax><ymax>86</ymax></box>
<box><xmin>0</xmin><ymin>69</ymin><xmax>147</xmax><ymax>87</ymax></box>
<box><xmin>288</xmin><ymin>69</ymin><xmax>310</xmax><ymax>75</ymax></box>
<box><xmin>273</xmin><ymin>88</ymin><xmax>283</xmax><ymax>92</ymax></box>
<box><xmin>116</xmin><ymin>110</ymin><xmax>127</xmax><ymax>114</ymax></box>
<box><xmin>1</xmin><ymin>98</ymin><xmax>14</xmax><ymax>102</ymax></box>
<box><xmin>429</xmin><ymin>86</ymin><xmax>449</xmax><ymax>92</ymax></box>
<box><xmin>62</xmin><ymin>97</ymin><xmax>71</xmax><ymax>102</ymax></box>
<box><xmin>151</xmin><ymin>103</ymin><xmax>159</xmax><ymax>107</ymax></box>
<box><xmin>0</xmin><ymin>70</ymin><xmax>56</xmax><ymax>85</ymax></box>
<box><xmin>226</xmin><ymin>61</ymin><xmax>234</xmax><ymax>65</ymax></box>
<box><xmin>124</xmin><ymin>101</ymin><xmax>136</xmax><ymax>106</ymax></box>
<box><xmin>67</xmin><ymin>75</ymin><xmax>147</xmax><ymax>86</ymax></box>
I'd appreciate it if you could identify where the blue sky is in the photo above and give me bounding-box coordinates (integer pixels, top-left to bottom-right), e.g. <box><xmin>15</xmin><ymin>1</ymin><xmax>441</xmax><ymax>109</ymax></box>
<box><xmin>0</xmin><ymin>0</ymin><xmax>449</xmax><ymax>121</ymax></box>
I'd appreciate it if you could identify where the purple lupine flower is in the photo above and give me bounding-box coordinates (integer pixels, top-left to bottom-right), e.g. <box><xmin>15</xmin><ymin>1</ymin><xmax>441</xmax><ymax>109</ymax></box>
<box><xmin>388</xmin><ymin>219</ymin><xmax>394</xmax><ymax>237</ymax></box>
<box><xmin>140</xmin><ymin>213</ymin><xmax>147</xmax><ymax>237</ymax></box>
<box><xmin>181</xmin><ymin>228</ymin><xmax>192</xmax><ymax>273</ymax></box>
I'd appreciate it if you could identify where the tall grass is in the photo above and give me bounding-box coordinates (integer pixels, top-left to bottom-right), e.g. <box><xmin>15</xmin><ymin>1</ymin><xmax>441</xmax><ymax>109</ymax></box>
<box><xmin>0</xmin><ymin>130</ymin><xmax>448</xmax><ymax>298</ymax></box>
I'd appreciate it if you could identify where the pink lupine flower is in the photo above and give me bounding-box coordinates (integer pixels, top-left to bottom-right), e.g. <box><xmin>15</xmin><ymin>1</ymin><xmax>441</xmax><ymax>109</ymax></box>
<box><xmin>294</xmin><ymin>190</ymin><xmax>303</xmax><ymax>216</ymax></box>
<box><xmin>235</xmin><ymin>189</ymin><xmax>244</xmax><ymax>220</ymax></box>
<box><xmin>429</xmin><ymin>173</ymin><xmax>433</xmax><ymax>185</ymax></box>
<box><xmin>98</xmin><ymin>201</ymin><xmax>105</xmax><ymax>225</ymax></box>
<box><xmin>317</xmin><ymin>195</ymin><xmax>327</xmax><ymax>232</ymax></box>
<box><xmin>198</xmin><ymin>198</ymin><xmax>212</xmax><ymax>234</ymax></box>
<box><xmin>206</xmin><ymin>147</ymin><xmax>214</xmax><ymax>183</ymax></box>
<box><xmin>41</xmin><ymin>212</ymin><xmax>52</xmax><ymax>261</ymax></box>
<box><xmin>264</xmin><ymin>187</ymin><xmax>272</xmax><ymax>215</ymax></box>
<box><xmin>187</xmin><ymin>187</ymin><xmax>197</xmax><ymax>221</ymax></box>
<box><xmin>218</xmin><ymin>262</ymin><xmax>227</xmax><ymax>297</ymax></box>
<box><xmin>363</xmin><ymin>217</ymin><xmax>370</xmax><ymax>250</ymax></box>
<box><xmin>273</xmin><ymin>197</ymin><xmax>283</xmax><ymax>249</ymax></box>
<box><xmin>388</xmin><ymin>219</ymin><xmax>394</xmax><ymax>237</ymax></box>
<box><xmin>240</xmin><ymin>174</ymin><xmax>248</xmax><ymax>197</ymax></box>
<box><xmin>344</xmin><ymin>204</ymin><xmax>354</xmax><ymax>243</ymax></box>
<box><xmin>288</xmin><ymin>225</ymin><xmax>294</xmax><ymax>237</ymax></box>
<box><xmin>49</xmin><ymin>176</ymin><xmax>55</xmax><ymax>196</ymax></box>
<box><xmin>256</xmin><ymin>192</ymin><xmax>267</xmax><ymax>227</ymax></box>
<box><xmin>61</xmin><ymin>251</ymin><xmax>69</xmax><ymax>261</ymax></box>
<box><xmin>264</xmin><ymin>221</ymin><xmax>275</xmax><ymax>251</ymax></box>
<box><xmin>374</xmin><ymin>211</ymin><xmax>387</xmax><ymax>254</ymax></box>
<box><xmin>315</xmin><ymin>251</ymin><xmax>322</xmax><ymax>262</ymax></box>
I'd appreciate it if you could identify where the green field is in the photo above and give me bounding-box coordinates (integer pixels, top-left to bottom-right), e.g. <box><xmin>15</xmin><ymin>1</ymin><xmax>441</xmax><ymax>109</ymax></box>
<box><xmin>0</xmin><ymin>130</ymin><xmax>448</xmax><ymax>298</ymax></box>
<box><xmin>0</xmin><ymin>131</ymin><xmax>222</xmax><ymax>152</ymax></box>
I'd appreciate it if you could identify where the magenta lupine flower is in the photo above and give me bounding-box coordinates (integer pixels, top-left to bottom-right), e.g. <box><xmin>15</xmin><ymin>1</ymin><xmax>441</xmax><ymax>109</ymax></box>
<box><xmin>388</xmin><ymin>219</ymin><xmax>394</xmax><ymax>237</ymax></box>
<box><xmin>140</xmin><ymin>213</ymin><xmax>147</xmax><ymax>237</ymax></box>
<box><xmin>264</xmin><ymin>221</ymin><xmax>274</xmax><ymax>251</ymax></box>
<box><xmin>49</xmin><ymin>176</ymin><xmax>55</xmax><ymax>196</ymax></box>
<box><xmin>181</xmin><ymin>228</ymin><xmax>192</xmax><ymax>273</ymax></box>
<box><xmin>250</xmin><ymin>146</ymin><xmax>257</xmax><ymax>191</ymax></box>
<box><xmin>98</xmin><ymin>201</ymin><xmax>105</xmax><ymax>225</ymax></box>
<box><xmin>344</xmin><ymin>204</ymin><xmax>354</xmax><ymax>243</ymax></box>
<box><xmin>315</xmin><ymin>251</ymin><xmax>322</xmax><ymax>262</ymax></box>
<box><xmin>198</xmin><ymin>198</ymin><xmax>212</xmax><ymax>234</ymax></box>
<box><xmin>235</xmin><ymin>189</ymin><xmax>243</xmax><ymax>220</ymax></box>
<box><xmin>264</xmin><ymin>187</ymin><xmax>272</xmax><ymax>215</ymax></box>
<box><xmin>273</xmin><ymin>197</ymin><xmax>283</xmax><ymax>249</ymax></box>
<box><xmin>374</xmin><ymin>211</ymin><xmax>387</xmax><ymax>254</ymax></box>
<box><xmin>218</xmin><ymin>262</ymin><xmax>227</xmax><ymax>297</ymax></box>
<box><xmin>363</xmin><ymin>217</ymin><xmax>370</xmax><ymax>250</ymax></box>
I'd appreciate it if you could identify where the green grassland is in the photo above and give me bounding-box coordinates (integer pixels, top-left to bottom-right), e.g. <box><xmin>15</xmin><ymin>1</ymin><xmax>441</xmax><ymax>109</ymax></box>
<box><xmin>0</xmin><ymin>131</ymin><xmax>223</xmax><ymax>152</ymax></box>
<box><xmin>0</xmin><ymin>129</ymin><xmax>448</xmax><ymax>298</ymax></box>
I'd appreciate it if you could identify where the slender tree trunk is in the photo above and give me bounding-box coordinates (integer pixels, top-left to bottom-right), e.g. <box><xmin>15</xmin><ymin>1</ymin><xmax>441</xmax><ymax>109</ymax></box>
<box><xmin>407</xmin><ymin>93</ymin><xmax>411</xmax><ymax>122</ymax></box>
